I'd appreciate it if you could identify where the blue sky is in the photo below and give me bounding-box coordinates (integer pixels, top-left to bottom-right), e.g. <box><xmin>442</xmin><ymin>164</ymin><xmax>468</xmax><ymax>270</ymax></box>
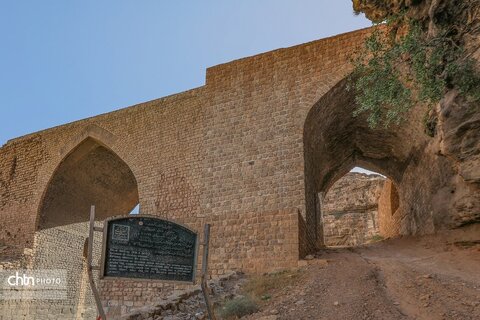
<box><xmin>0</xmin><ymin>1</ymin><xmax>371</xmax><ymax>146</ymax></box>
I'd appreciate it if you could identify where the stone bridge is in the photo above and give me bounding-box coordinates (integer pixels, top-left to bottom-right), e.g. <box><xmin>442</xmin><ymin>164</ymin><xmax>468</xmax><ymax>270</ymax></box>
<box><xmin>1</xmin><ymin>26</ymin><xmax>478</xmax><ymax>319</ymax></box>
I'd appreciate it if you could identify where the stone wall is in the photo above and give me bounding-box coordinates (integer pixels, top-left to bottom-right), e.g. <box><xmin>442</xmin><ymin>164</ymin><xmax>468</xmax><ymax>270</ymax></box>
<box><xmin>0</xmin><ymin>136</ymin><xmax>44</xmax><ymax>257</ymax></box>
<box><xmin>100</xmin><ymin>209</ymin><xmax>300</xmax><ymax>317</ymax></box>
<box><xmin>0</xmin><ymin>27</ymin><xmax>374</xmax><ymax>317</ymax></box>
<box><xmin>0</xmin><ymin>24</ymin><xmax>478</xmax><ymax>319</ymax></box>
<box><xmin>322</xmin><ymin>173</ymin><xmax>385</xmax><ymax>246</ymax></box>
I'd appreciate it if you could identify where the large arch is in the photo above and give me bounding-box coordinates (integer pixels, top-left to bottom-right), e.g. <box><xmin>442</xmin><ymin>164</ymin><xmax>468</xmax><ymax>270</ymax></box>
<box><xmin>31</xmin><ymin>137</ymin><xmax>140</xmax><ymax>318</ymax></box>
<box><xmin>303</xmin><ymin>77</ymin><xmax>429</xmax><ymax>249</ymax></box>
<box><xmin>37</xmin><ymin>137</ymin><xmax>139</xmax><ymax>229</ymax></box>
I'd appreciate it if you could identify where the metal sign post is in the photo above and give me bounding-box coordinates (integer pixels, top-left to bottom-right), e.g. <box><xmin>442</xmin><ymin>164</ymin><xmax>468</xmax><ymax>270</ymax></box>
<box><xmin>201</xmin><ymin>224</ymin><xmax>216</xmax><ymax>320</ymax></box>
<box><xmin>100</xmin><ymin>216</ymin><xmax>199</xmax><ymax>282</ymax></box>
<box><xmin>85</xmin><ymin>205</ymin><xmax>107</xmax><ymax>320</ymax></box>
<box><xmin>85</xmin><ymin>206</ymin><xmax>216</xmax><ymax>320</ymax></box>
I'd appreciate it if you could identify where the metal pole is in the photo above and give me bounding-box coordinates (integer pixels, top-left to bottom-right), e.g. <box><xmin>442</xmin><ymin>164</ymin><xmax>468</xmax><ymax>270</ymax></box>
<box><xmin>201</xmin><ymin>224</ymin><xmax>216</xmax><ymax>320</ymax></box>
<box><xmin>87</xmin><ymin>205</ymin><xmax>107</xmax><ymax>320</ymax></box>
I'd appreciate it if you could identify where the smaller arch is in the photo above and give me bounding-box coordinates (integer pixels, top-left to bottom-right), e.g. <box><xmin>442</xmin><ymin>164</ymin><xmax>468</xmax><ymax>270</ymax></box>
<box><xmin>36</xmin><ymin>136</ymin><xmax>139</xmax><ymax>230</ymax></box>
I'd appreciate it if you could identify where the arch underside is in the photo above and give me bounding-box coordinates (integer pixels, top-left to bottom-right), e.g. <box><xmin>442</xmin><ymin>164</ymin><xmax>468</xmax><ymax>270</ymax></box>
<box><xmin>303</xmin><ymin>77</ymin><xmax>429</xmax><ymax>249</ymax></box>
<box><xmin>38</xmin><ymin>137</ymin><xmax>139</xmax><ymax>230</ymax></box>
<box><xmin>31</xmin><ymin>137</ymin><xmax>140</xmax><ymax>317</ymax></box>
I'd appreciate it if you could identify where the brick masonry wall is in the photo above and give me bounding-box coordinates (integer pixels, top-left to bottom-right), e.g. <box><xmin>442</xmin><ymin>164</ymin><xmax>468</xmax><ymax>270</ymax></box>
<box><xmin>0</xmin><ymin>136</ymin><xmax>46</xmax><ymax>255</ymax></box>
<box><xmin>100</xmin><ymin>209</ymin><xmax>299</xmax><ymax>317</ymax></box>
<box><xmin>0</xmin><ymin>23</ymin><xmax>476</xmax><ymax>318</ymax></box>
<box><xmin>0</xmin><ymin>27</ymin><xmax>379</xmax><ymax>319</ymax></box>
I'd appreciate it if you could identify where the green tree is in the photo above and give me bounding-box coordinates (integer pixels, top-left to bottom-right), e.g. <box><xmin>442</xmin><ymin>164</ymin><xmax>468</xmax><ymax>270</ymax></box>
<box><xmin>349</xmin><ymin>0</ymin><xmax>480</xmax><ymax>133</ymax></box>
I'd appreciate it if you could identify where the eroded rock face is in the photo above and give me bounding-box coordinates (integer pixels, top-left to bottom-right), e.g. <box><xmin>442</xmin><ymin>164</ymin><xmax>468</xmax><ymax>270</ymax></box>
<box><xmin>352</xmin><ymin>0</ymin><xmax>432</xmax><ymax>23</ymax></box>
<box><xmin>349</xmin><ymin>0</ymin><xmax>480</xmax><ymax>232</ymax></box>
<box><xmin>435</xmin><ymin>90</ymin><xmax>480</xmax><ymax>226</ymax></box>
<box><xmin>322</xmin><ymin>173</ymin><xmax>385</xmax><ymax>247</ymax></box>
<box><xmin>348</xmin><ymin>0</ymin><xmax>480</xmax><ymax>231</ymax></box>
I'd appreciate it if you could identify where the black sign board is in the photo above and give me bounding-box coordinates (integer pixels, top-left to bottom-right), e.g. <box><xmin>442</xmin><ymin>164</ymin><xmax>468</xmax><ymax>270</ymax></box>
<box><xmin>100</xmin><ymin>216</ymin><xmax>199</xmax><ymax>283</ymax></box>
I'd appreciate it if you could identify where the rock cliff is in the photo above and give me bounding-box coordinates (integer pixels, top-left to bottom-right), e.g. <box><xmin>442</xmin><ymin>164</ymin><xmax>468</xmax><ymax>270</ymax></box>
<box><xmin>322</xmin><ymin>173</ymin><xmax>386</xmax><ymax>246</ymax></box>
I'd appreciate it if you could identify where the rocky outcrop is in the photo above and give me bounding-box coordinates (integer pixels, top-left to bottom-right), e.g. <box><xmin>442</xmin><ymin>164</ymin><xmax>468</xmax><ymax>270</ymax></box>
<box><xmin>435</xmin><ymin>90</ymin><xmax>480</xmax><ymax>227</ymax></box>
<box><xmin>322</xmin><ymin>173</ymin><xmax>386</xmax><ymax>246</ymax></box>
<box><xmin>352</xmin><ymin>0</ymin><xmax>433</xmax><ymax>23</ymax></box>
<box><xmin>350</xmin><ymin>0</ymin><xmax>480</xmax><ymax>232</ymax></box>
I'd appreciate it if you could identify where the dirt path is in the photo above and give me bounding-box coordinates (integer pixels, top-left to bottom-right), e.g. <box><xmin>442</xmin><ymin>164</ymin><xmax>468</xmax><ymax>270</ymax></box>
<box><xmin>246</xmin><ymin>227</ymin><xmax>480</xmax><ymax>320</ymax></box>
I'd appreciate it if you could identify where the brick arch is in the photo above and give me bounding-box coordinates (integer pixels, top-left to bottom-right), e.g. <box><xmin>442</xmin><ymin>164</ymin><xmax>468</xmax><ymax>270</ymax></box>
<box><xmin>36</xmin><ymin>135</ymin><xmax>139</xmax><ymax>230</ymax></box>
<box><xmin>28</xmin><ymin>132</ymin><xmax>141</xmax><ymax>318</ymax></box>
<box><xmin>57</xmin><ymin>124</ymin><xmax>118</xmax><ymax>161</ymax></box>
<box><xmin>34</xmin><ymin>124</ymin><xmax>140</xmax><ymax>219</ymax></box>
<box><xmin>302</xmin><ymin>76</ymin><xmax>427</xmax><ymax>249</ymax></box>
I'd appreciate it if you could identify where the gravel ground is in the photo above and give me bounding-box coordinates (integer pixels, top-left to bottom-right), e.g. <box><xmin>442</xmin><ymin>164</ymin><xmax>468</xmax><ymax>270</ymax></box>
<box><xmin>245</xmin><ymin>226</ymin><xmax>480</xmax><ymax>320</ymax></box>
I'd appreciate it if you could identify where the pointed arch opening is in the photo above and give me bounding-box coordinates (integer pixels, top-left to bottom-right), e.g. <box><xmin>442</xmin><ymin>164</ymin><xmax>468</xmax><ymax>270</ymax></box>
<box><xmin>321</xmin><ymin>166</ymin><xmax>399</xmax><ymax>247</ymax></box>
<box><xmin>38</xmin><ymin>137</ymin><xmax>139</xmax><ymax>230</ymax></box>
<box><xmin>32</xmin><ymin>137</ymin><xmax>140</xmax><ymax>318</ymax></box>
<box><xmin>302</xmin><ymin>77</ymin><xmax>425</xmax><ymax>253</ymax></box>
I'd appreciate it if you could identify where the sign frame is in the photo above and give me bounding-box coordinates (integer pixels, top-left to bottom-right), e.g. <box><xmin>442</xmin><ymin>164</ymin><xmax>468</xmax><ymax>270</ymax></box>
<box><xmin>99</xmin><ymin>214</ymin><xmax>200</xmax><ymax>285</ymax></box>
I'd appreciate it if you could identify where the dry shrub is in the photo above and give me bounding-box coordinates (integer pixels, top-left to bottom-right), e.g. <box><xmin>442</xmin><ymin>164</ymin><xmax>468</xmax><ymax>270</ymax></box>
<box><xmin>217</xmin><ymin>295</ymin><xmax>258</xmax><ymax>319</ymax></box>
<box><xmin>243</xmin><ymin>269</ymin><xmax>302</xmax><ymax>301</ymax></box>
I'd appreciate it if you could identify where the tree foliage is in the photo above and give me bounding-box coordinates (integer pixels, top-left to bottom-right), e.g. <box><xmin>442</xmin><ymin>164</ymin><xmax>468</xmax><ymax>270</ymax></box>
<box><xmin>349</xmin><ymin>2</ymin><xmax>480</xmax><ymax>131</ymax></box>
